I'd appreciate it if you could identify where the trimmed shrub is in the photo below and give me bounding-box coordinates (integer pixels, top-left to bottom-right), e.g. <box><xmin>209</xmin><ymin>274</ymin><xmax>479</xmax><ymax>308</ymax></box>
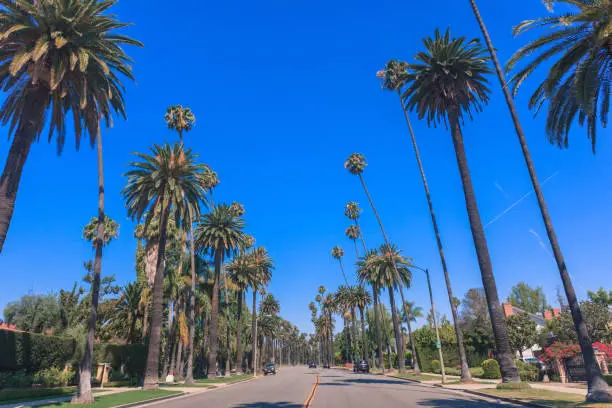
<box><xmin>481</xmin><ymin>359</ymin><xmax>501</xmax><ymax>379</ymax></box>
<box><xmin>604</xmin><ymin>374</ymin><xmax>612</xmax><ymax>386</ymax></box>
<box><xmin>496</xmin><ymin>381</ymin><xmax>531</xmax><ymax>390</ymax></box>
<box><xmin>0</xmin><ymin>330</ymin><xmax>76</xmax><ymax>373</ymax></box>
<box><xmin>32</xmin><ymin>367</ymin><xmax>74</xmax><ymax>388</ymax></box>
<box><xmin>550</xmin><ymin>374</ymin><xmax>561</xmax><ymax>382</ymax></box>
<box><xmin>93</xmin><ymin>343</ymin><xmax>147</xmax><ymax>381</ymax></box>
<box><xmin>470</xmin><ymin>367</ymin><xmax>484</xmax><ymax>378</ymax></box>
<box><xmin>431</xmin><ymin>360</ymin><xmax>441</xmax><ymax>374</ymax></box>
<box><xmin>516</xmin><ymin>361</ymin><xmax>538</xmax><ymax>382</ymax></box>
<box><xmin>0</xmin><ymin>371</ymin><xmax>32</xmax><ymax>388</ymax></box>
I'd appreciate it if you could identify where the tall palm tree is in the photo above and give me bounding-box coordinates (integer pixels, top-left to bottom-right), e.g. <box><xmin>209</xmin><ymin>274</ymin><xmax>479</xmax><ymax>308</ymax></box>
<box><xmin>115</xmin><ymin>282</ymin><xmax>143</xmax><ymax>344</ymax></box>
<box><xmin>248</xmin><ymin>246</ymin><xmax>273</xmax><ymax>375</ymax></box>
<box><xmin>401</xmin><ymin>301</ymin><xmax>423</xmax><ymax>373</ymax></box>
<box><xmin>345</xmin><ymin>225</ymin><xmax>361</xmax><ymax>258</ymax></box>
<box><xmin>345</xmin><ymin>202</ymin><xmax>367</xmax><ymax>252</ymax></box>
<box><xmin>164</xmin><ymin>105</ymin><xmax>196</xmax><ymax>143</ymax></box>
<box><xmin>123</xmin><ymin>143</ymin><xmax>209</xmax><ymax>389</ymax></box>
<box><xmin>402</xmin><ymin>28</ymin><xmax>519</xmax><ymax>383</ymax></box>
<box><xmin>194</xmin><ymin>204</ymin><xmax>246</xmax><ymax>379</ymax></box>
<box><xmin>357</xmin><ymin>249</ymin><xmax>385</xmax><ymax>373</ymax></box>
<box><xmin>335</xmin><ymin>286</ymin><xmax>355</xmax><ymax>362</ymax></box>
<box><xmin>474</xmin><ymin>0</ymin><xmax>611</xmax><ymax>396</ymax></box>
<box><xmin>331</xmin><ymin>246</ymin><xmax>349</xmax><ymax>285</ymax></box>
<box><xmin>507</xmin><ymin>0</ymin><xmax>611</xmax><ymax>153</ymax></box>
<box><xmin>0</xmin><ymin>0</ymin><xmax>142</xmax><ymax>255</ymax></box>
<box><xmin>163</xmin><ymin>104</ymin><xmax>199</xmax><ymax>382</ymax></box>
<box><xmin>353</xmin><ymin>285</ymin><xmax>371</xmax><ymax>361</ymax></box>
<box><xmin>344</xmin><ymin>153</ymin><xmax>411</xmax><ymax>373</ymax></box>
<box><xmin>321</xmin><ymin>293</ymin><xmax>336</xmax><ymax>365</ymax></box>
<box><xmin>227</xmin><ymin>252</ymin><xmax>252</xmax><ymax>374</ymax></box>
<box><xmin>378</xmin><ymin>59</ymin><xmax>472</xmax><ymax>382</ymax></box>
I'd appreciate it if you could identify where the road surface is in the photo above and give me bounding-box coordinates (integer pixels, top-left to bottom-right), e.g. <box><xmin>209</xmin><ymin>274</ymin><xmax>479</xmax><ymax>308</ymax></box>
<box><xmin>153</xmin><ymin>366</ymin><xmax>521</xmax><ymax>407</ymax></box>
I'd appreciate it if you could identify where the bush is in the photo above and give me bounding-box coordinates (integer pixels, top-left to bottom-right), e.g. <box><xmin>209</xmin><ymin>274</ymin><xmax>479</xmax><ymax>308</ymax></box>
<box><xmin>32</xmin><ymin>368</ymin><xmax>74</xmax><ymax>388</ymax></box>
<box><xmin>516</xmin><ymin>361</ymin><xmax>538</xmax><ymax>382</ymax></box>
<box><xmin>430</xmin><ymin>360</ymin><xmax>441</xmax><ymax>374</ymax></box>
<box><xmin>445</xmin><ymin>367</ymin><xmax>461</xmax><ymax>376</ymax></box>
<box><xmin>481</xmin><ymin>359</ymin><xmax>501</xmax><ymax>379</ymax></box>
<box><xmin>470</xmin><ymin>367</ymin><xmax>484</xmax><ymax>378</ymax></box>
<box><xmin>550</xmin><ymin>374</ymin><xmax>561</xmax><ymax>382</ymax></box>
<box><xmin>93</xmin><ymin>344</ymin><xmax>147</xmax><ymax>381</ymax></box>
<box><xmin>496</xmin><ymin>381</ymin><xmax>531</xmax><ymax>390</ymax></box>
<box><xmin>604</xmin><ymin>374</ymin><xmax>612</xmax><ymax>386</ymax></box>
<box><xmin>0</xmin><ymin>330</ymin><xmax>76</xmax><ymax>374</ymax></box>
<box><xmin>0</xmin><ymin>371</ymin><xmax>32</xmax><ymax>388</ymax></box>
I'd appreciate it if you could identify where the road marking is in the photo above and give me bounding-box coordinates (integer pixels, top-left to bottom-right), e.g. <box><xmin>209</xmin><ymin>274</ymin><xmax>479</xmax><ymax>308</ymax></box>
<box><xmin>303</xmin><ymin>374</ymin><xmax>319</xmax><ymax>407</ymax></box>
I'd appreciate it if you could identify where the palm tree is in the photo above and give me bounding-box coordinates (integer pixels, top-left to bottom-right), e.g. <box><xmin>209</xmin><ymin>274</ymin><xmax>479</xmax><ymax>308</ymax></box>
<box><xmin>331</xmin><ymin>246</ymin><xmax>349</xmax><ymax>285</ymax></box>
<box><xmin>353</xmin><ymin>286</ymin><xmax>371</xmax><ymax>361</ymax></box>
<box><xmin>123</xmin><ymin>143</ymin><xmax>209</xmax><ymax>389</ymax></box>
<box><xmin>248</xmin><ymin>247</ymin><xmax>273</xmax><ymax>375</ymax></box>
<box><xmin>194</xmin><ymin>204</ymin><xmax>246</xmax><ymax>378</ymax></box>
<box><xmin>227</xmin><ymin>252</ymin><xmax>252</xmax><ymax>374</ymax></box>
<box><xmin>164</xmin><ymin>104</ymin><xmax>200</xmax><ymax>383</ymax></box>
<box><xmin>344</xmin><ymin>153</ymin><xmax>411</xmax><ymax>373</ymax></box>
<box><xmin>357</xmin><ymin>249</ymin><xmax>385</xmax><ymax>373</ymax></box>
<box><xmin>507</xmin><ymin>0</ymin><xmax>610</xmax><ymax>153</ymax></box>
<box><xmin>164</xmin><ymin>105</ymin><xmax>196</xmax><ymax>143</ymax></box>
<box><xmin>115</xmin><ymin>282</ymin><xmax>143</xmax><ymax>344</ymax></box>
<box><xmin>402</xmin><ymin>28</ymin><xmax>519</xmax><ymax>383</ymax></box>
<box><xmin>0</xmin><ymin>0</ymin><xmax>142</xmax><ymax>255</ymax></box>
<box><xmin>345</xmin><ymin>225</ymin><xmax>361</xmax><ymax>258</ymax></box>
<box><xmin>401</xmin><ymin>301</ymin><xmax>423</xmax><ymax>372</ymax></box>
<box><xmin>373</xmin><ymin>244</ymin><xmax>412</xmax><ymax>373</ymax></box>
<box><xmin>345</xmin><ymin>202</ymin><xmax>367</xmax><ymax>252</ymax></box>
<box><xmin>378</xmin><ymin>59</ymin><xmax>472</xmax><ymax>382</ymax></box>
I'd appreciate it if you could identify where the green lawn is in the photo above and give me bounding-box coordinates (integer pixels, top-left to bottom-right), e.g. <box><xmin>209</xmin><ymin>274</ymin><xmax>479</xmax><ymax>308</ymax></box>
<box><xmin>392</xmin><ymin>373</ymin><xmax>442</xmax><ymax>382</ymax></box>
<box><xmin>477</xmin><ymin>388</ymin><xmax>612</xmax><ymax>408</ymax></box>
<box><xmin>36</xmin><ymin>390</ymin><xmax>181</xmax><ymax>408</ymax></box>
<box><xmin>194</xmin><ymin>374</ymin><xmax>251</xmax><ymax>385</ymax></box>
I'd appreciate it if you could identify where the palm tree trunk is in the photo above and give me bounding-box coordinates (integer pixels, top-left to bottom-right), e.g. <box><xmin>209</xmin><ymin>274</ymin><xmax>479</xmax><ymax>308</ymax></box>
<box><xmin>387</xmin><ymin>288</ymin><xmax>404</xmax><ymax>372</ymax></box>
<box><xmin>236</xmin><ymin>289</ymin><xmax>244</xmax><ymax>374</ymax></box>
<box><xmin>359</xmin><ymin>307</ymin><xmax>368</xmax><ymax>361</ymax></box>
<box><xmin>354</xmin><ymin>219</ymin><xmax>367</xmax><ymax>253</ymax></box>
<box><xmin>397</xmin><ymin>91</ymin><xmax>472</xmax><ymax>382</ymax></box>
<box><xmin>0</xmin><ymin>87</ymin><xmax>46</xmax><ymax>254</ymax></box>
<box><xmin>143</xmin><ymin>197</ymin><xmax>173</xmax><ymax>389</ymax></box>
<box><xmin>338</xmin><ymin>259</ymin><xmax>349</xmax><ymax>285</ymax></box>
<box><xmin>351</xmin><ymin>308</ymin><xmax>359</xmax><ymax>362</ymax></box>
<box><xmin>185</xmin><ymin>218</ymin><xmax>197</xmax><ymax>384</ymax></box>
<box><xmin>251</xmin><ymin>289</ymin><xmax>258</xmax><ymax>376</ymax></box>
<box><xmin>175</xmin><ymin>339</ymin><xmax>184</xmax><ymax>378</ymax></box>
<box><xmin>74</xmin><ymin>130</ymin><xmax>106</xmax><ymax>404</ymax></box>
<box><xmin>169</xmin><ymin>333</ymin><xmax>178</xmax><ymax>377</ymax></box>
<box><xmin>141</xmin><ymin>294</ymin><xmax>150</xmax><ymax>344</ymax></box>
<box><xmin>373</xmin><ymin>290</ymin><xmax>384</xmax><ymax>374</ymax></box>
<box><xmin>468</xmin><ymin>0</ymin><xmax>610</xmax><ymax>398</ymax></box>
<box><xmin>406</xmin><ymin>318</ymin><xmax>420</xmax><ymax>375</ymax></box>
<box><xmin>162</xmin><ymin>302</ymin><xmax>176</xmax><ymax>379</ymax></box>
<box><xmin>207</xmin><ymin>250</ymin><xmax>223</xmax><ymax>378</ymax></box>
<box><xmin>330</xmin><ymin>329</ymin><xmax>335</xmax><ymax>366</ymax></box>
<box><xmin>223</xmin><ymin>263</ymin><xmax>231</xmax><ymax>377</ymax></box>
<box><xmin>448</xmin><ymin>112</ymin><xmax>519</xmax><ymax>383</ymax></box>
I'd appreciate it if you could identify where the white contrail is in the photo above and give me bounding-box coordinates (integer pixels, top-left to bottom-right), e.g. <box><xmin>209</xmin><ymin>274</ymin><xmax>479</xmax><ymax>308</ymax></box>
<box><xmin>494</xmin><ymin>181</ymin><xmax>509</xmax><ymax>198</ymax></box>
<box><xmin>484</xmin><ymin>172</ymin><xmax>559</xmax><ymax>229</ymax></box>
<box><xmin>529</xmin><ymin>229</ymin><xmax>554</xmax><ymax>259</ymax></box>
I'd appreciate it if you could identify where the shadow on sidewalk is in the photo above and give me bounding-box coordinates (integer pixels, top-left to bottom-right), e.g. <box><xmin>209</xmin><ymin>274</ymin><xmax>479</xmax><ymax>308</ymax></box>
<box><xmin>234</xmin><ymin>402</ymin><xmax>302</xmax><ymax>407</ymax></box>
<box><xmin>416</xmin><ymin>397</ymin><xmax>507</xmax><ymax>407</ymax></box>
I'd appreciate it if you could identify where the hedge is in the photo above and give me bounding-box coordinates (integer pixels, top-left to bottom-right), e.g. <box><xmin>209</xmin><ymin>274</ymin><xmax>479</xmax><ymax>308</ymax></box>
<box><xmin>0</xmin><ymin>386</ymin><xmax>76</xmax><ymax>403</ymax></box>
<box><xmin>0</xmin><ymin>330</ymin><xmax>76</xmax><ymax>373</ymax></box>
<box><xmin>93</xmin><ymin>343</ymin><xmax>147</xmax><ymax>381</ymax></box>
<box><xmin>605</xmin><ymin>374</ymin><xmax>612</xmax><ymax>386</ymax></box>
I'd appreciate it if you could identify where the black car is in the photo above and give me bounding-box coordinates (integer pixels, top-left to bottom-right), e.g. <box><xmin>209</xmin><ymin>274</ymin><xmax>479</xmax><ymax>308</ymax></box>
<box><xmin>263</xmin><ymin>363</ymin><xmax>276</xmax><ymax>375</ymax></box>
<box><xmin>353</xmin><ymin>360</ymin><xmax>369</xmax><ymax>374</ymax></box>
<box><xmin>309</xmin><ymin>362</ymin><xmax>317</xmax><ymax>369</ymax></box>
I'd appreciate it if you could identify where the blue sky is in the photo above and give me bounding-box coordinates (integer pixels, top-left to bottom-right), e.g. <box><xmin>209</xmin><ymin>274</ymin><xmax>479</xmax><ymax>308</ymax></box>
<box><xmin>1</xmin><ymin>0</ymin><xmax>610</xmax><ymax>333</ymax></box>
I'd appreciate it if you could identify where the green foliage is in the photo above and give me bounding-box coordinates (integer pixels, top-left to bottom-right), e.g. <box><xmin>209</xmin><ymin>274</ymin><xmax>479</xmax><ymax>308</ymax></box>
<box><xmin>604</xmin><ymin>375</ymin><xmax>612</xmax><ymax>386</ymax></box>
<box><xmin>414</xmin><ymin>325</ymin><xmax>460</xmax><ymax>372</ymax></box>
<box><xmin>32</xmin><ymin>367</ymin><xmax>74</xmax><ymax>388</ymax></box>
<box><xmin>82</xmin><ymin>216</ymin><xmax>120</xmax><ymax>247</ymax></box>
<box><xmin>0</xmin><ymin>387</ymin><xmax>75</xmax><ymax>403</ymax></box>
<box><xmin>588</xmin><ymin>288</ymin><xmax>612</xmax><ymax>306</ymax></box>
<box><xmin>431</xmin><ymin>359</ymin><xmax>441</xmax><ymax>374</ymax></box>
<box><xmin>541</xmin><ymin>301</ymin><xmax>611</xmax><ymax>345</ymax></box>
<box><xmin>0</xmin><ymin>371</ymin><xmax>32</xmax><ymax>388</ymax></box>
<box><xmin>481</xmin><ymin>359</ymin><xmax>502</xmax><ymax>379</ymax></box>
<box><xmin>0</xmin><ymin>330</ymin><xmax>76</xmax><ymax>373</ymax></box>
<box><xmin>516</xmin><ymin>361</ymin><xmax>539</xmax><ymax>382</ymax></box>
<box><xmin>507</xmin><ymin>282</ymin><xmax>548</xmax><ymax>314</ymax></box>
<box><xmin>506</xmin><ymin>313</ymin><xmax>538</xmax><ymax>355</ymax></box>
<box><xmin>3</xmin><ymin>294</ymin><xmax>61</xmax><ymax>333</ymax></box>
<box><xmin>458</xmin><ymin>288</ymin><xmax>495</xmax><ymax>365</ymax></box>
<box><xmin>93</xmin><ymin>344</ymin><xmax>147</xmax><ymax>381</ymax></box>
<box><xmin>495</xmin><ymin>381</ymin><xmax>531</xmax><ymax>390</ymax></box>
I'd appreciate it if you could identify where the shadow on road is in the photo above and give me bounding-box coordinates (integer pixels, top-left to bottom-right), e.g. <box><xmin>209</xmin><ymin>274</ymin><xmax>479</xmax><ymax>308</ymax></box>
<box><xmin>233</xmin><ymin>402</ymin><xmax>303</xmax><ymax>407</ymax></box>
<box><xmin>416</xmin><ymin>397</ymin><xmax>506</xmax><ymax>407</ymax></box>
<box><xmin>342</xmin><ymin>378</ymin><xmax>413</xmax><ymax>386</ymax></box>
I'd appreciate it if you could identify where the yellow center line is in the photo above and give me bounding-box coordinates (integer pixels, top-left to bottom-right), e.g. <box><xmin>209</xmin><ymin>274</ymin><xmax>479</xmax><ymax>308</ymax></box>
<box><xmin>303</xmin><ymin>374</ymin><xmax>320</xmax><ymax>407</ymax></box>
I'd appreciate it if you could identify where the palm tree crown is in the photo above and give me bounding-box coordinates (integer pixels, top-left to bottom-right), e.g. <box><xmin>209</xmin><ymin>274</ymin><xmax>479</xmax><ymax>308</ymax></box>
<box><xmin>344</xmin><ymin>201</ymin><xmax>362</xmax><ymax>220</ymax></box>
<box><xmin>82</xmin><ymin>215</ymin><xmax>119</xmax><ymax>247</ymax></box>
<box><xmin>374</xmin><ymin>244</ymin><xmax>412</xmax><ymax>290</ymax></box>
<box><xmin>506</xmin><ymin>0</ymin><xmax>611</xmax><ymax>153</ymax></box>
<box><xmin>164</xmin><ymin>105</ymin><xmax>195</xmax><ymax>140</ymax></box>
<box><xmin>345</xmin><ymin>225</ymin><xmax>360</xmax><ymax>241</ymax></box>
<box><xmin>378</xmin><ymin>59</ymin><xmax>410</xmax><ymax>92</ymax></box>
<box><xmin>402</xmin><ymin>301</ymin><xmax>424</xmax><ymax>324</ymax></box>
<box><xmin>331</xmin><ymin>246</ymin><xmax>344</xmax><ymax>260</ymax></box>
<box><xmin>194</xmin><ymin>204</ymin><xmax>246</xmax><ymax>260</ymax></box>
<box><xmin>402</xmin><ymin>28</ymin><xmax>492</xmax><ymax>125</ymax></box>
<box><xmin>0</xmin><ymin>0</ymin><xmax>142</xmax><ymax>149</ymax></box>
<box><xmin>344</xmin><ymin>153</ymin><xmax>367</xmax><ymax>175</ymax></box>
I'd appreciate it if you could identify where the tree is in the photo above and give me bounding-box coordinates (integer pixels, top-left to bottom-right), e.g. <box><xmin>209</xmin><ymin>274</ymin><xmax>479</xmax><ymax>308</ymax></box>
<box><xmin>588</xmin><ymin>288</ymin><xmax>612</xmax><ymax>307</ymax></box>
<box><xmin>402</xmin><ymin>28</ymin><xmax>519</xmax><ymax>383</ymax></box>
<box><xmin>247</xmin><ymin>247</ymin><xmax>273</xmax><ymax>375</ymax></box>
<box><xmin>195</xmin><ymin>204</ymin><xmax>246</xmax><ymax>378</ymax></box>
<box><xmin>0</xmin><ymin>0</ymin><xmax>141</xmax><ymax>254</ymax></box>
<box><xmin>344</xmin><ymin>202</ymin><xmax>367</xmax><ymax>252</ymax></box>
<box><xmin>402</xmin><ymin>301</ymin><xmax>423</xmax><ymax>372</ymax></box>
<box><xmin>3</xmin><ymin>293</ymin><xmax>61</xmax><ymax>333</ymax></box>
<box><xmin>546</xmin><ymin>302</ymin><xmax>612</xmax><ymax>344</ymax></box>
<box><xmin>115</xmin><ymin>282</ymin><xmax>143</xmax><ymax>344</ymax></box>
<box><xmin>467</xmin><ymin>0</ymin><xmax>610</xmax><ymax>398</ymax></box>
<box><xmin>123</xmin><ymin>143</ymin><xmax>209</xmax><ymax>389</ymax></box>
<box><xmin>506</xmin><ymin>0</ymin><xmax>611</xmax><ymax>153</ymax></box>
<box><xmin>331</xmin><ymin>246</ymin><xmax>349</xmax><ymax>285</ymax></box>
<box><xmin>227</xmin><ymin>252</ymin><xmax>252</xmax><ymax>374</ymax></box>
<box><xmin>508</xmin><ymin>282</ymin><xmax>549</xmax><ymax>315</ymax></box>
<box><xmin>459</xmin><ymin>288</ymin><xmax>495</xmax><ymax>362</ymax></box>
<box><xmin>164</xmin><ymin>105</ymin><xmax>196</xmax><ymax>143</ymax></box>
<box><xmin>506</xmin><ymin>313</ymin><xmax>538</xmax><ymax>357</ymax></box>
<box><xmin>345</xmin><ymin>225</ymin><xmax>361</xmax><ymax>258</ymax></box>
<box><xmin>353</xmin><ymin>286</ymin><xmax>371</xmax><ymax>361</ymax></box>
<box><xmin>379</xmin><ymin>59</ymin><xmax>472</xmax><ymax>382</ymax></box>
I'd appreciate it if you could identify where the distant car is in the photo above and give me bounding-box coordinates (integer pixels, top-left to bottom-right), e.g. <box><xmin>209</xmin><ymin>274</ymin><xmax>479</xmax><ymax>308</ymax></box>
<box><xmin>263</xmin><ymin>363</ymin><xmax>276</xmax><ymax>375</ymax></box>
<box><xmin>353</xmin><ymin>360</ymin><xmax>369</xmax><ymax>374</ymax></box>
<box><xmin>309</xmin><ymin>362</ymin><xmax>317</xmax><ymax>369</ymax></box>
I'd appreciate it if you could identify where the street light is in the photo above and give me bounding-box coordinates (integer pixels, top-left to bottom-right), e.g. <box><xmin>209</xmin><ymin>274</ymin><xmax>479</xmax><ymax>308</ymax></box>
<box><xmin>410</xmin><ymin>264</ymin><xmax>446</xmax><ymax>384</ymax></box>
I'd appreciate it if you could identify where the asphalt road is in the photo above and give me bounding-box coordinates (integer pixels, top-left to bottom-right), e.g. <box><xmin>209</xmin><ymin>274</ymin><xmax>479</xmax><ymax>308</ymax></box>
<box><xmin>153</xmin><ymin>366</ymin><xmax>522</xmax><ymax>407</ymax></box>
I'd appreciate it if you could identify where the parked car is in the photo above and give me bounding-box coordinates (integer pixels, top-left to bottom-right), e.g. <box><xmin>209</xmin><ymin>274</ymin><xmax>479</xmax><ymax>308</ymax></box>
<box><xmin>263</xmin><ymin>363</ymin><xmax>276</xmax><ymax>375</ymax></box>
<box><xmin>520</xmin><ymin>356</ymin><xmax>548</xmax><ymax>371</ymax></box>
<box><xmin>353</xmin><ymin>360</ymin><xmax>369</xmax><ymax>374</ymax></box>
<box><xmin>309</xmin><ymin>362</ymin><xmax>317</xmax><ymax>369</ymax></box>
